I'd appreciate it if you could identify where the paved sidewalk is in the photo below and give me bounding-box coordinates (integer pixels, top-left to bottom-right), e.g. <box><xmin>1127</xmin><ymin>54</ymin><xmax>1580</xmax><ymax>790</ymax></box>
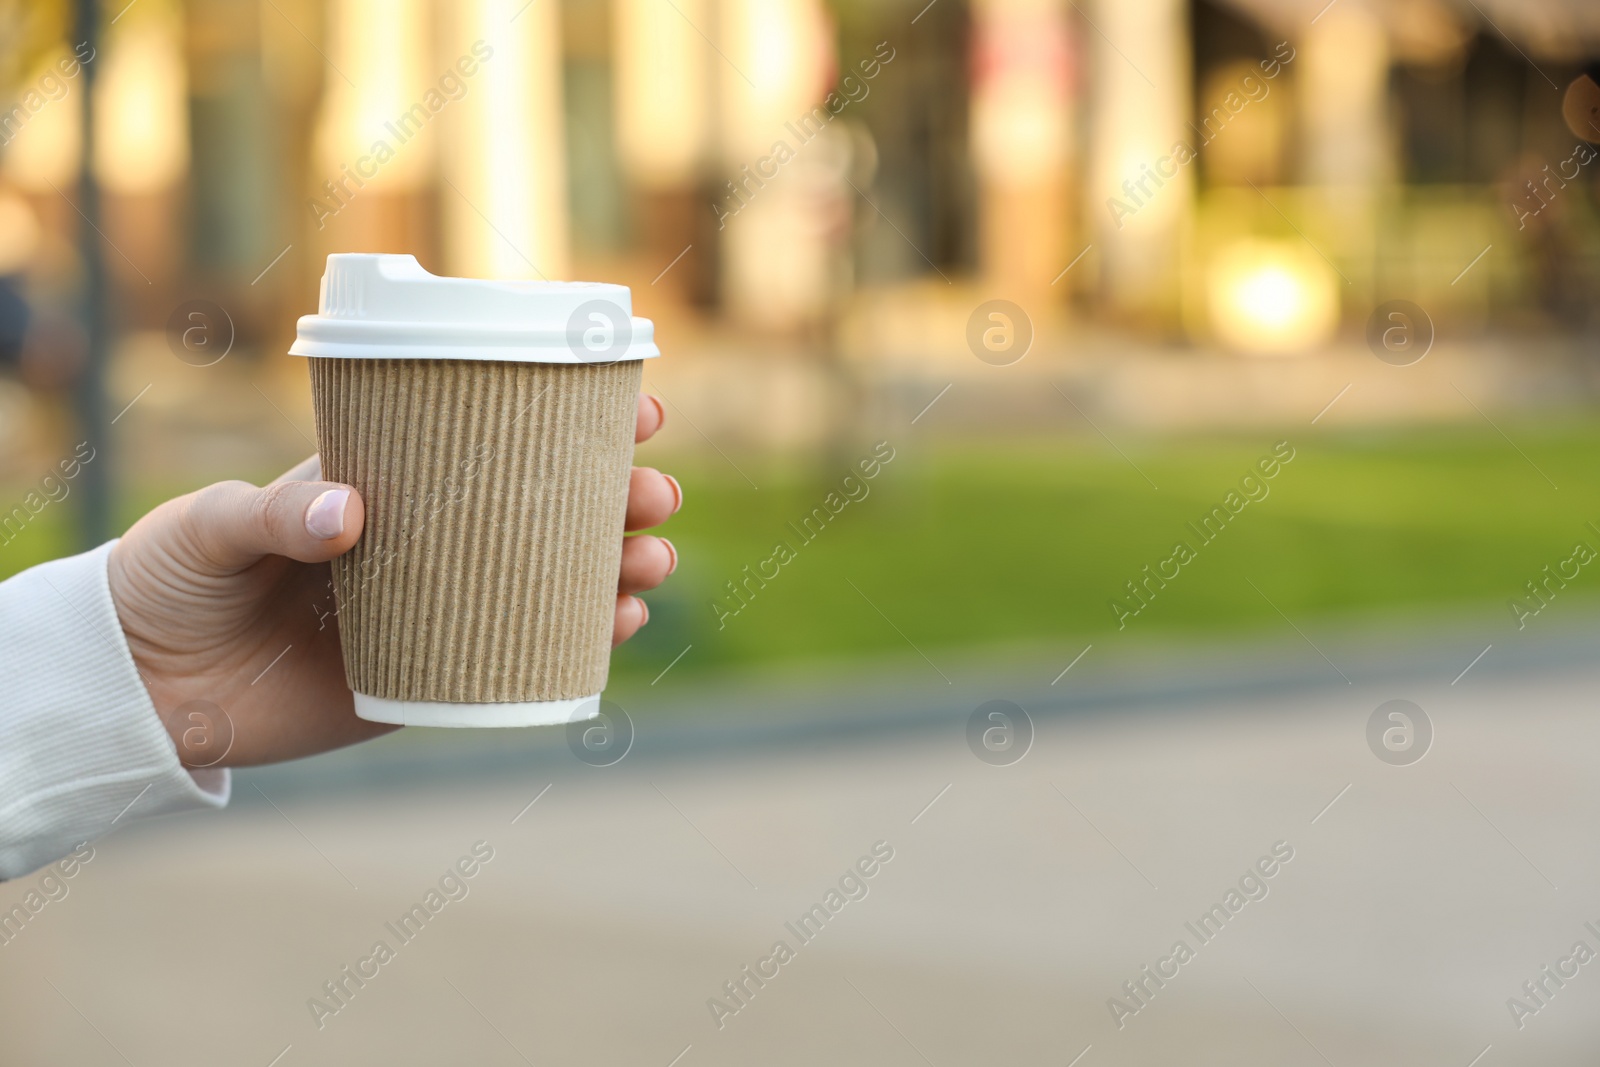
<box><xmin>2</xmin><ymin>638</ymin><xmax>1597</xmax><ymax>1065</ymax></box>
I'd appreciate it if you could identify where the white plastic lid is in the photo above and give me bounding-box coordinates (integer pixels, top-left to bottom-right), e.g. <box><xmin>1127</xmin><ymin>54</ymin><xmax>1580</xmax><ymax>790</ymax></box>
<box><xmin>289</xmin><ymin>253</ymin><xmax>659</xmax><ymax>364</ymax></box>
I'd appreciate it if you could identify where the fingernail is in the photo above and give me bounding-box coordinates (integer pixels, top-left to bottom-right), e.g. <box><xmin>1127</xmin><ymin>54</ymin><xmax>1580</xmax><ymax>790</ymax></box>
<box><xmin>305</xmin><ymin>488</ymin><xmax>349</xmax><ymax>540</ymax></box>
<box><xmin>650</xmin><ymin>394</ymin><xmax>666</xmax><ymax>427</ymax></box>
<box><xmin>636</xmin><ymin>597</ymin><xmax>650</xmax><ymax>626</ymax></box>
<box><xmin>663</xmin><ymin>474</ymin><xmax>683</xmax><ymax>514</ymax></box>
<box><xmin>659</xmin><ymin>537</ymin><xmax>678</xmax><ymax>575</ymax></box>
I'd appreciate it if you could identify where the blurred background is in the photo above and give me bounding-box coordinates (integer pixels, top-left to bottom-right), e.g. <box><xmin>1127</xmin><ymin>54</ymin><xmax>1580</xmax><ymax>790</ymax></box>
<box><xmin>5</xmin><ymin>0</ymin><xmax>1600</xmax><ymax>1063</ymax></box>
<box><xmin>3</xmin><ymin>0</ymin><xmax>1600</xmax><ymax>669</ymax></box>
<box><xmin>3</xmin><ymin>0</ymin><xmax>1600</xmax><ymax>677</ymax></box>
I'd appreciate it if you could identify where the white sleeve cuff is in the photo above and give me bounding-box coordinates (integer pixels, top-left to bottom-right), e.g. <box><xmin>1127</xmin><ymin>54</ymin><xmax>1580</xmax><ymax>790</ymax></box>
<box><xmin>0</xmin><ymin>540</ymin><xmax>229</xmax><ymax>880</ymax></box>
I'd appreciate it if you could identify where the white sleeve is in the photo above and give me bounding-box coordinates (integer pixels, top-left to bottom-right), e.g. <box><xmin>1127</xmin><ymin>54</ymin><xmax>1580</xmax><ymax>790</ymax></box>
<box><xmin>0</xmin><ymin>541</ymin><xmax>228</xmax><ymax>880</ymax></box>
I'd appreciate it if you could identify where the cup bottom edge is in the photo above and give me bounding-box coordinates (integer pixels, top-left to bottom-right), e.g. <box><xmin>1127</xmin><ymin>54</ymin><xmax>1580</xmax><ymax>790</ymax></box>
<box><xmin>353</xmin><ymin>692</ymin><xmax>602</xmax><ymax>729</ymax></box>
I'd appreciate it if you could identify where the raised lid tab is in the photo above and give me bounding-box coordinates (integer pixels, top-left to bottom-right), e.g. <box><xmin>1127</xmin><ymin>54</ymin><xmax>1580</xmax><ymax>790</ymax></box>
<box><xmin>290</xmin><ymin>253</ymin><xmax>659</xmax><ymax>364</ymax></box>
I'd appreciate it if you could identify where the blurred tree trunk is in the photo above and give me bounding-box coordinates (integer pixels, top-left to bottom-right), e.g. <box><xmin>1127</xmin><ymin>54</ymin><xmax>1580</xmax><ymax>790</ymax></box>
<box><xmin>72</xmin><ymin>0</ymin><xmax>110</xmax><ymax>548</ymax></box>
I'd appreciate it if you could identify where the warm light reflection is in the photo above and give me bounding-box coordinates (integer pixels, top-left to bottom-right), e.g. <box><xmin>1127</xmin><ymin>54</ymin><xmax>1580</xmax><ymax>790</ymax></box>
<box><xmin>1087</xmin><ymin>0</ymin><xmax>1190</xmax><ymax>232</ymax></box>
<box><xmin>718</xmin><ymin>0</ymin><xmax>831</xmax><ymax>161</ymax></box>
<box><xmin>315</xmin><ymin>0</ymin><xmax>432</xmax><ymax>190</ymax></box>
<box><xmin>95</xmin><ymin>8</ymin><xmax>188</xmax><ymax>193</ymax></box>
<box><xmin>613</xmin><ymin>0</ymin><xmax>710</xmax><ymax>187</ymax></box>
<box><xmin>1302</xmin><ymin>4</ymin><xmax>1390</xmax><ymax>188</ymax></box>
<box><xmin>1</xmin><ymin>51</ymin><xmax>83</xmax><ymax>191</ymax></box>
<box><xmin>969</xmin><ymin>0</ymin><xmax>1072</xmax><ymax>184</ymax></box>
<box><xmin>442</xmin><ymin>0</ymin><xmax>568</xmax><ymax>280</ymax></box>
<box><xmin>1206</xmin><ymin>241</ymin><xmax>1338</xmax><ymax>355</ymax></box>
<box><xmin>715</xmin><ymin>0</ymin><xmax>834</xmax><ymax>327</ymax></box>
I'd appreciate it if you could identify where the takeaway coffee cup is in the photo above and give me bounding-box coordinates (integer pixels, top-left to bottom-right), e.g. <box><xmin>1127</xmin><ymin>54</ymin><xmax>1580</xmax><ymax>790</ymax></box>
<box><xmin>290</xmin><ymin>253</ymin><xmax>659</xmax><ymax>727</ymax></box>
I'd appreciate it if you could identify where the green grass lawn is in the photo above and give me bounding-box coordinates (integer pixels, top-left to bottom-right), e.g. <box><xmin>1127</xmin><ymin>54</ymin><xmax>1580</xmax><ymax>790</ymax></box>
<box><xmin>6</xmin><ymin>421</ymin><xmax>1598</xmax><ymax>689</ymax></box>
<box><xmin>609</xmin><ymin>420</ymin><xmax>1600</xmax><ymax>684</ymax></box>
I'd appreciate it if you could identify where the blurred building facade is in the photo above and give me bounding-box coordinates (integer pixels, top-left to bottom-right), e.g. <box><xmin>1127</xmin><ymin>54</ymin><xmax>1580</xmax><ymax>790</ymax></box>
<box><xmin>0</xmin><ymin>0</ymin><xmax>1598</xmax><ymax>473</ymax></box>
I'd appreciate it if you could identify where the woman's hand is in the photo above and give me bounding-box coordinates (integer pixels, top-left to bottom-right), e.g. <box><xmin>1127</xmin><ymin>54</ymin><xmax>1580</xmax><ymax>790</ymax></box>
<box><xmin>107</xmin><ymin>393</ymin><xmax>678</xmax><ymax>769</ymax></box>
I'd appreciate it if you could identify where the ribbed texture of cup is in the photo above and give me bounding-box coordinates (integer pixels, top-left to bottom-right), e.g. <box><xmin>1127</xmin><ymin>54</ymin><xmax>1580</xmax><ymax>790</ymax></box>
<box><xmin>309</xmin><ymin>357</ymin><xmax>643</xmax><ymax>704</ymax></box>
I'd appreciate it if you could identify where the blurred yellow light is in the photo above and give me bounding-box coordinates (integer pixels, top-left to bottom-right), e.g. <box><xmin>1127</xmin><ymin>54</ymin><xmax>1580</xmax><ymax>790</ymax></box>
<box><xmin>1206</xmin><ymin>240</ymin><xmax>1338</xmax><ymax>355</ymax></box>
<box><xmin>441</xmin><ymin>0</ymin><xmax>568</xmax><ymax>280</ymax></box>
<box><xmin>95</xmin><ymin>9</ymin><xmax>188</xmax><ymax>193</ymax></box>
<box><xmin>1087</xmin><ymin>0</ymin><xmax>1190</xmax><ymax>234</ymax></box>
<box><xmin>1237</xmin><ymin>267</ymin><xmax>1300</xmax><ymax>328</ymax></box>
<box><xmin>1</xmin><ymin>51</ymin><xmax>83</xmax><ymax>191</ymax></box>
<box><xmin>970</xmin><ymin>0</ymin><xmax>1071</xmax><ymax>185</ymax></box>
<box><xmin>614</xmin><ymin>0</ymin><xmax>710</xmax><ymax>186</ymax></box>
<box><xmin>1302</xmin><ymin>4</ymin><xmax>1390</xmax><ymax>188</ymax></box>
<box><xmin>316</xmin><ymin>0</ymin><xmax>432</xmax><ymax>191</ymax></box>
<box><xmin>718</xmin><ymin>0</ymin><xmax>831</xmax><ymax>162</ymax></box>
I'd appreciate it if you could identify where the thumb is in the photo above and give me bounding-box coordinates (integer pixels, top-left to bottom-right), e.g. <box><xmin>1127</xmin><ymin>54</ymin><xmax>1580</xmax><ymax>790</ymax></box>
<box><xmin>180</xmin><ymin>479</ymin><xmax>365</xmax><ymax>572</ymax></box>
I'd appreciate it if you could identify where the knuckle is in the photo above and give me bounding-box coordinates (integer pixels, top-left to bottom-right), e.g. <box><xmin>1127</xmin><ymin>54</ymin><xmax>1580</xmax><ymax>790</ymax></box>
<box><xmin>251</xmin><ymin>481</ymin><xmax>299</xmax><ymax>543</ymax></box>
<box><xmin>184</xmin><ymin>480</ymin><xmax>247</xmax><ymax>530</ymax></box>
<box><xmin>177</xmin><ymin>480</ymin><xmax>254</xmax><ymax>565</ymax></box>
<box><xmin>194</xmin><ymin>479</ymin><xmax>251</xmax><ymax>511</ymax></box>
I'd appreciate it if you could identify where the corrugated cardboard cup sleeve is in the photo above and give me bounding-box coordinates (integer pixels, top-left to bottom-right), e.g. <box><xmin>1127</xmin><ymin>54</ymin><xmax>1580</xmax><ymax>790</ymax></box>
<box><xmin>310</xmin><ymin>357</ymin><xmax>644</xmax><ymax>703</ymax></box>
